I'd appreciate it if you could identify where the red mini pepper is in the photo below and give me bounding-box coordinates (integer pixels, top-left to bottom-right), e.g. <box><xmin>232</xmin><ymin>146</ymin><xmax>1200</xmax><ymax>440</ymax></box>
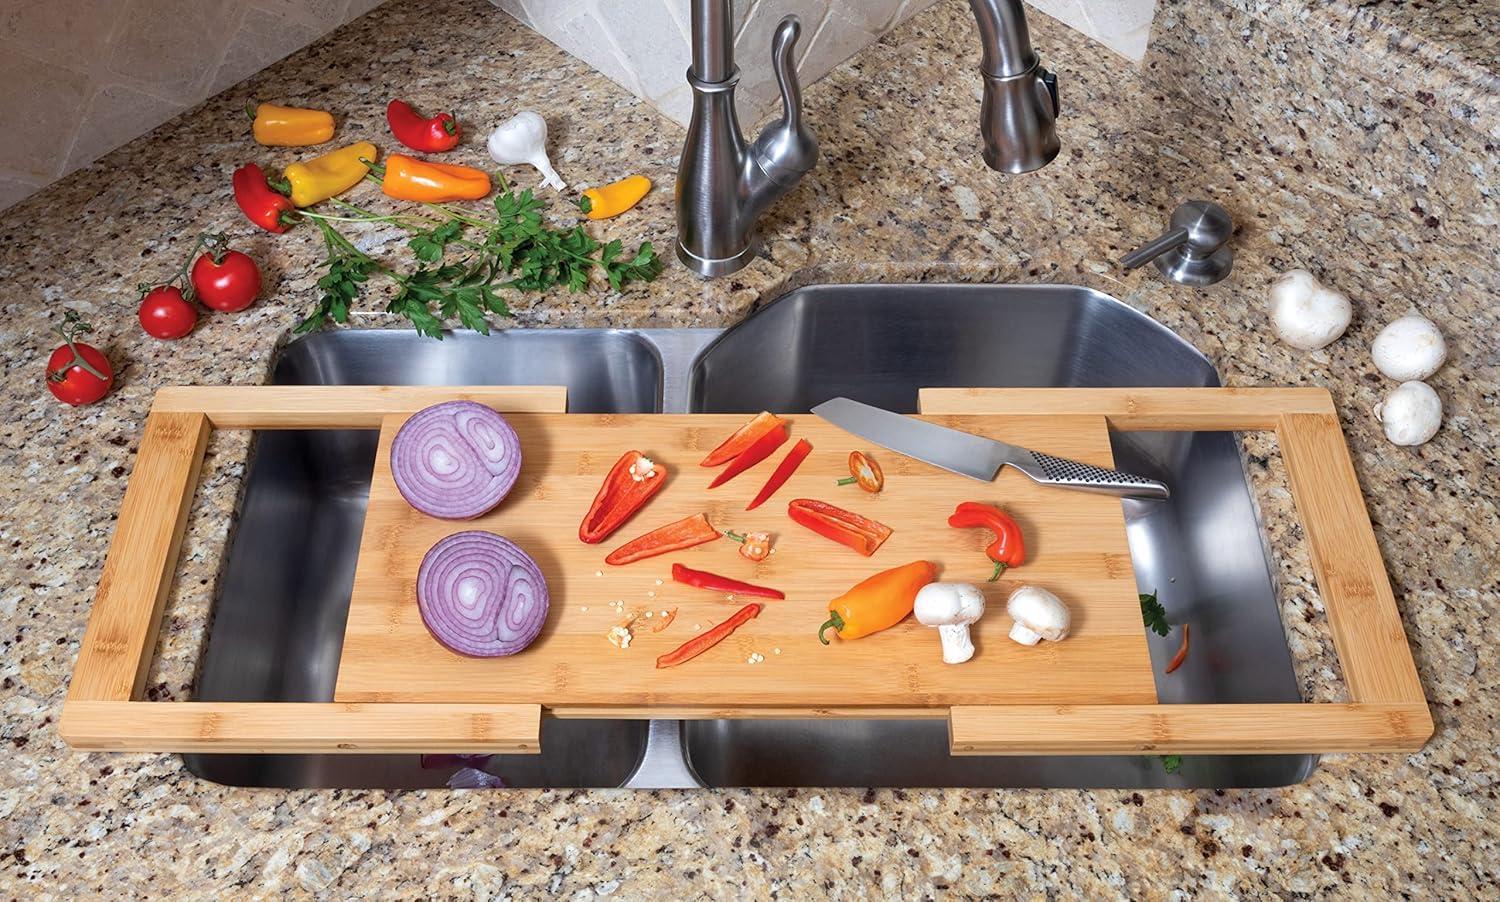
<box><xmin>579</xmin><ymin>450</ymin><xmax>666</xmax><ymax>544</ymax></box>
<box><xmin>725</xmin><ymin>530</ymin><xmax>772</xmax><ymax>561</ymax></box>
<box><xmin>838</xmin><ymin>451</ymin><xmax>884</xmax><ymax>493</ymax></box>
<box><xmin>701</xmin><ymin>411</ymin><xmax>785</xmax><ymax>467</ymax></box>
<box><xmin>656</xmin><ymin>603</ymin><xmax>762</xmax><ymax>668</ymax></box>
<box><xmin>746</xmin><ymin>438</ymin><xmax>812</xmax><ymax>510</ymax></box>
<box><xmin>787</xmin><ymin>499</ymin><xmax>893</xmax><ymax>557</ymax></box>
<box><xmin>671</xmin><ymin>563</ymin><xmax>785</xmax><ymax>599</ymax></box>
<box><xmin>606</xmin><ymin>513</ymin><xmax>720</xmax><ymax>565</ymax></box>
<box><xmin>386</xmin><ymin>99</ymin><xmax>460</xmax><ymax>153</ymax></box>
<box><xmin>232</xmin><ymin>163</ymin><xmax>296</xmax><ymax>233</ymax></box>
<box><xmin>708</xmin><ymin>422</ymin><xmax>788</xmax><ymax>489</ymax></box>
<box><xmin>947</xmin><ymin>501</ymin><xmax>1025</xmax><ymax>581</ymax></box>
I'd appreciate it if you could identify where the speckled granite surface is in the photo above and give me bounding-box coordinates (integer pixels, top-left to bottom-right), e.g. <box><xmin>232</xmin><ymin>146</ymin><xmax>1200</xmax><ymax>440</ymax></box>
<box><xmin>2</xmin><ymin>0</ymin><xmax>1497</xmax><ymax>895</ymax></box>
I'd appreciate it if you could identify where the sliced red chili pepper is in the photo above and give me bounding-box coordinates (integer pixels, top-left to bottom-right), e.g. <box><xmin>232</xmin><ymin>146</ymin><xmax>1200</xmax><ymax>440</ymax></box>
<box><xmin>605</xmin><ymin>513</ymin><xmax>720</xmax><ymax>566</ymax></box>
<box><xmin>947</xmin><ymin>501</ymin><xmax>1026</xmax><ymax>581</ymax></box>
<box><xmin>746</xmin><ymin>438</ymin><xmax>812</xmax><ymax>510</ymax></box>
<box><xmin>655</xmin><ymin>603</ymin><xmax>762</xmax><ymax>668</ymax></box>
<box><xmin>837</xmin><ymin>451</ymin><xmax>884</xmax><ymax>493</ymax></box>
<box><xmin>707</xmin><ymin>423</ymin><xmax>788</xmax><ymax>489</ymax></box>
<box><xmin>579</xmin><ymin>450</ymin><xmax>666</xmax><ymax>544</ymax></box>
<box><xmin>386</xmin><ymin>99</ymin><xmax>461</xmax><ymax>153</ymax></box>
<box><xmin>1165</xmin><ymin>623</ymin><xmax>1190</xmax><ymax>674</ymax></box>
<box><xmin>701</xmin><ymin>411</ymin><xmax>785</xmax><ymax>467</ymax></box>
<box><xmin>671</xmin><ymin>563</ymin><xmax>785</xmax><ymax>600</ymax></box>
<box><xmin>787</xmin><ymin>499</ymin><xmax>892</xmax><ymax>557</ymax></box>
<box><xmin>232</xmin><ymin>163</ymin><xmax>296</xmax><ymax>234</ymax></box>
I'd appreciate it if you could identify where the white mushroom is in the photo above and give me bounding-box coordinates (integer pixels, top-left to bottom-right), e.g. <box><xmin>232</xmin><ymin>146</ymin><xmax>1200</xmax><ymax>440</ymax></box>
<box><xmin>913</xmin><ymin>583</ymin><xmax>986</xmax><ymax>664</ymax></box>
<box><xmin>1268</xmin><ymin>269</ymin><xmax>1353</xmax><ymax>350</ymax></box>
<box><xmin>1005</xmin><ymin>585</ymin><xmax>1070</xmax><ymax>646</ymax></box>
<box><xmin>1372</xmin><ymin>314</ymin><xmax>1446</xmax><ymax>381</ymax></box>
<box><xmin>1374</xmin><ymin>381</ymin><xmax>1442</xmax><ymax>446</ymax></box>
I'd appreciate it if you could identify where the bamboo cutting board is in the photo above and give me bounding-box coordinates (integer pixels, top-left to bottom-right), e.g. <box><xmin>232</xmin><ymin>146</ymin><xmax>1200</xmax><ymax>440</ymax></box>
<box><xmin>333</xmin><ymin>412</ymin><xmax>1157</xmax><ymax>713</ymax></box>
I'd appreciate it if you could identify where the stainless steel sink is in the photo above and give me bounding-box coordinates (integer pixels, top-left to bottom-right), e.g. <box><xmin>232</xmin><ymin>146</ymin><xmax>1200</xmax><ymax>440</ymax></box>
<box><xmin>186</xmin><ymin>284</ymin><xmax>1312</xmax><ymax>789</ymax></box>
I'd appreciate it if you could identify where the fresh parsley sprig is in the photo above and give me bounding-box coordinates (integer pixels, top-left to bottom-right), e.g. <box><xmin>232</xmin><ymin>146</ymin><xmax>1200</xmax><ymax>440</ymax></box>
<box><xmin>1140</xmin><ymin>590</ymin><xmax>1170</xmax><ymax>637</ymax></box>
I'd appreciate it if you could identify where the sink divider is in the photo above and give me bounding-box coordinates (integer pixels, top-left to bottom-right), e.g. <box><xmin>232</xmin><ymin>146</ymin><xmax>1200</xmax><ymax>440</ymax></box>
<box><xmin>59</xmin><ymin>385</ymin><xmax>1432</xmax><ymax>758</ymax></box>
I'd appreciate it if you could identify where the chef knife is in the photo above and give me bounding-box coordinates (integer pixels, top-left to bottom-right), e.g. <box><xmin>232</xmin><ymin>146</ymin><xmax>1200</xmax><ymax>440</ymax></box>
<box><xmin>811</xmin><ymin>397</ymin><xmax>1170</xmax><ymax>499</ymax></box>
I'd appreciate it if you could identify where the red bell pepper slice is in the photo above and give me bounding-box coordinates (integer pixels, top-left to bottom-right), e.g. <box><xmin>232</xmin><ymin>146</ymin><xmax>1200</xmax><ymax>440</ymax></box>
<box><xmin>1165</xmin><ymin>623</ymin><xmax>1190</xmax><ymax>674</ymax></box>
<box><xmin>655</xmin><ymin>603</ymin><xmax>763</xmax><ymax>668</ymax></box>
<box><xmin>746</xmin><ymin>438</ymin><xmax>812</xmax><ymax>510</ymax></box>
<box><xmin>386</xmin><ymin>99</ymin><xmax>461</xmax><ymax>153</ymax></box>
<box><xmin>605</xmin><ymin>513</ymin><xmax>720</xmax><ymax>565</ymax></box>
<box><xmin>232</xmin><ymin>163</ymin><xmax>296</xmax><ymax>234</ymax></box>
<box><xmin>579</xmin><ymin>450</ymin><xmax>666</xmax><ymax>544</ymax></box>
<box><xmin>787</xmin><ymin>499</ymin><xmax>893</xmax><ymax>557</ymax></box>
<box><xmin>701</xmin><ymin>411</ymin><xmax>785</xmax><ymax>467</ymax></box>
<box><xmin>671</xmin><ymin>563</ymin><xmax>785</xmax><ymax>599</ymax></box>
<box><xmin>707</xmin><ymin>424</ymin><xmax>788</xmax><ymax>489</ymax></box>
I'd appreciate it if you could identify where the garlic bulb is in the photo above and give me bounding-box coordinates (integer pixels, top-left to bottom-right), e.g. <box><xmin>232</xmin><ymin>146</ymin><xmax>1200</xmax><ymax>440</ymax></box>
<box><xmin>1374</xmin><ymin>381</ymin><xmax>1442</xmax><ymax>446</ymax></box>
<box><xmin>487</xmin><ymin>111</ymin><xmax>566</xmax><ymax>191</ymax></box>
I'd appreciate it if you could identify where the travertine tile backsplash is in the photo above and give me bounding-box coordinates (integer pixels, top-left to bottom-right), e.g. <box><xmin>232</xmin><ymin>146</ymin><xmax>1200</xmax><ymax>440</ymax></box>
<box><xmin>0</xmin><ymin>0</ymin><xmax>388</xmax><ymax>212</ymax></box>
<box><xmin>491</xmin><ymin>0</ymin><xmax>1156</xmax><ymax>127</ymax></box>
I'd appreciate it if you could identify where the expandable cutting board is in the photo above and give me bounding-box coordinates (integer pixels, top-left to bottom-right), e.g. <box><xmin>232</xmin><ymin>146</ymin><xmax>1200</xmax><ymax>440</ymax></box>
<box><xmin>333</xmin><ymin>412</ymin><xmax>1157</xmax><ymax>713</ymax></box>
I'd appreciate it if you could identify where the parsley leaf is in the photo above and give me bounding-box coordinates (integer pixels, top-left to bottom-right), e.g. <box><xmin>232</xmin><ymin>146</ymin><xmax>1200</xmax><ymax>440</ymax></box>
<box><xmin>408</xmin><ymin>219</ymin><xmax>465</xmax><ymax>263</ymax></box>
<box><xmin>1140</xmin><ymin>590</ymin><xmax>1170</xmax><ymax>637</ymax></box>
<box><xmin>1160</xmin><ymin>754</ymin><xmax>1183</xmax><ymax>774</ymax></box>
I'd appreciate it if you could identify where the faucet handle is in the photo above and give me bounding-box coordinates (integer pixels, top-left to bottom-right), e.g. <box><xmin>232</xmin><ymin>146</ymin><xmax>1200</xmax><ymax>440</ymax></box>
<box><xmin>751</xmin><ymin>15</ymin><xmax>818</xmax><ymax>185</ymax></box>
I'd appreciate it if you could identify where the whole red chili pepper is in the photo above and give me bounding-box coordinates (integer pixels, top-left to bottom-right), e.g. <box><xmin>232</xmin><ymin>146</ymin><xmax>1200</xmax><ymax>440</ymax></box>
<box><xmin>386</xmin><ymin>99</ymin><xmax>460</xmax><ymax>152</ymax></box>
<box><xmin>947</xmin><ymin>501</ymin><xmax>1025</xmax><ymax>581</ymax></box>
<box><xmin>655</xmin><ymin>603</ymin><xmax>762</xmax><ymax>669</ymax></box>
<box><xmin>671</xmin><ymin>563</ymin><xmax>785</xmax><ymax>599</ymax></box>
<box><xmin>232</xmin><ymin>163</ymin><xmax>296</xmax><ymax>233</ymax></box>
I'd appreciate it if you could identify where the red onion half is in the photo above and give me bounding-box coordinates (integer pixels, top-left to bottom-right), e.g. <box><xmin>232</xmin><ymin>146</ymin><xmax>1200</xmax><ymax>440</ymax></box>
<box><xmin>417</xmin><ymin>530</ymin><xmax>549</xmax><ymax>656</ymax></box>
<box><xmin>391</xmin><ymin>401</ymin><xmax>521</xmax><ymax>520</ymax></box>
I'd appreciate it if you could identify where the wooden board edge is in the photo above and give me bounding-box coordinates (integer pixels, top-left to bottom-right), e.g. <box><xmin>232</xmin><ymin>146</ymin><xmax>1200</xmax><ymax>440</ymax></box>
<box><xmin>59</xmin><ymin>701</ymin><xmax>543</xmax><ymax>755</ymax></box>
<box><xmin>947</xmin><ymin>702</ymin><xmax>1434</xmax><ymax>755</ymax></box>
<box><xmin>154</xmin><ymin>385</ymin><xmax>570</xmax><ymax>428</ymax></box>
<box><xmin>68</xmin><ymin>411</ymin><xmax>211</xmax><ymax>702</ymax></box>
<box><xmin>1277</xmin><ymin>412</ymin><xmax>1426</xmax><ymax>704</ymax></box>
<box><xmin>919</xmin><ymin>387</ymin><xmax>1335</xmax><ymax>429</ymax></box>
<box><xmin>547</xmin><ymin>706</ymin><xmax>956</xmax><ymax>720</ymax></box>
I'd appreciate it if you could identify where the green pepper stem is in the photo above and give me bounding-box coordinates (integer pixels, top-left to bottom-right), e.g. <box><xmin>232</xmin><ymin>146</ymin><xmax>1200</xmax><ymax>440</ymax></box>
<box><xmin>723</xmin><ymin>530</ymin><xmax>746</xmax><ymax>544</ymax></box>
<box><xmin>989</xmin><ymin>561</ymin><xmax>1007</xmax><ymax>582</ymax></box>
<box><xmin>836</xmin><ymin>476</ymin><xmax>857</xmax><ymax>486</ymax></box>
<box><xmin>817</xmin><ymin>611</ymin><xmax>844</xmax><ymax>645</ymax></box>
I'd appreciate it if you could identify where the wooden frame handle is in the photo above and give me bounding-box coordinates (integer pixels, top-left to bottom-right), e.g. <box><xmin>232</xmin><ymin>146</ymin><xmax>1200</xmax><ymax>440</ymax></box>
<box><xmin>922</xmin><ymin>388</ymin><xmax>1431</xmax><ymax>755</ymax></box>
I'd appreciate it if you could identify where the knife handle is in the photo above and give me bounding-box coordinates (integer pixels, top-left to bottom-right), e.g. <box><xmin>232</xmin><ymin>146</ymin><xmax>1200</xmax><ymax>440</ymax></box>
<box><xmin>1021</xmin><ymin>451</ymin><xmax>1171</xmax><ymax>499</ymax></box>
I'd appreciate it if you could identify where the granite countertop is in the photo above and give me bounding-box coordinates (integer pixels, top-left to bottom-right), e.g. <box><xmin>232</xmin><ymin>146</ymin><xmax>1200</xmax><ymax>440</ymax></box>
<box><xmin>2</xmin><ymin>0</ymin><xmax>1496</xmax><ymax>894</ymax></box>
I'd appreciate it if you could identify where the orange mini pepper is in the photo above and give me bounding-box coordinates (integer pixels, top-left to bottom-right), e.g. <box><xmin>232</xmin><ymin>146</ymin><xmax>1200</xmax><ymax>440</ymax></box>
<box><xmin>251</xmin><ymin>102</ymin><xmax>334</xmax><ymax>147</ymax></box>
<box><xmin>381</xmin><ymin>153</ymin><xmax>492</xmax><ymax>203</ymax></box>
<box><xmin>837</xmin><ymin>451</ymin><xmax>884</xmax><ymax>493</ymax></box>
<box><xmin>818</xmin><ymin>560</ymin><xmax>936</xmax><ymax>644</ymax></box>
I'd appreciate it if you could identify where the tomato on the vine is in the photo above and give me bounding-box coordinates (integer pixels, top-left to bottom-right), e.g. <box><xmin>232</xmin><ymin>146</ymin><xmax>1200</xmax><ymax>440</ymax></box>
<box><xmin>190</xmin><ymin>238</ymin><xmax>261</xmax><ymax>312</ymax></box>
<box><xmin>46</xmin><ymin>312</ymin><xmax>113</xmax><ymax>406</ymax></box>
<box><xmin>138</xmin><ymin>285</ymin><xmax>197</xmax><ymax>339</ymax></box>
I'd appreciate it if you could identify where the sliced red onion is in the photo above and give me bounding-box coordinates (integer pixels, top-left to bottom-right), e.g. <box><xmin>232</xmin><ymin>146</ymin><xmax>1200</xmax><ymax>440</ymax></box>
<box><xmin>417</xmin><ymin>530</ymin><xmax>549</xmax><ymax>657</ymax></box>
<box><xmin>391</xmin><ymin>401</ymin><xmax>521</xmax><ymax>520</ymax></box>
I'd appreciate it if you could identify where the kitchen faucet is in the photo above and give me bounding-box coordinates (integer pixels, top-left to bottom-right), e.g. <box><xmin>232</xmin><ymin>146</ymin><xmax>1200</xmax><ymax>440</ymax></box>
<box><xmin>676</xmin><ymin>0</ymin><xmax>1061</xmax><ymax>277</ymax></box>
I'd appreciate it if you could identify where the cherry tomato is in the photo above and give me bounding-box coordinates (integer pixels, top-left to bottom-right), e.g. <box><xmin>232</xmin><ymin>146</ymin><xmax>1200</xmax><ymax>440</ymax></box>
<box><xmin>46</xmin><ymin>313</ymin><xmax>113</xmax><ymax>406</ymax></box>
<box><xmin>138</xmin><ymin>285</ymin><xmax>198</xmax><ymax>339</ymax></box>
<box><xmin>191</xmin><ymin>248</ymin><xmax>261</xmax><ymax>312</ymax></box>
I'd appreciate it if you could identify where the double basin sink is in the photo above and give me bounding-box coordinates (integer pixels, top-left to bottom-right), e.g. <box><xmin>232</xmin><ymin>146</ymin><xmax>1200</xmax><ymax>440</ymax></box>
<box><xmin>187</xmin><ymin>284</ymin><xmax>1311</xmax><ymax>788</ymax></box>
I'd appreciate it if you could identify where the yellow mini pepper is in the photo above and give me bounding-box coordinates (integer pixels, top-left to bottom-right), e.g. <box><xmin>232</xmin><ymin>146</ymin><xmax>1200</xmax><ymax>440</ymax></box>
<box><xmin>251</xmin><ymin>102</ymin><xmax>335</xmax><ymax>147</ymax></box>
<box><xmin>582</xmin><ymin>174</ymin><xmax>651</xmax><ymax>220</ymax></box>
<box><xmin>284</xmin><ymin>142</ymin><xmax>378</xmax><ymax>207</ymax></box>
<box><xmin>381</xmin><ymin>154</ymin><xmax>491</xmax><ymax>203</ymax></box>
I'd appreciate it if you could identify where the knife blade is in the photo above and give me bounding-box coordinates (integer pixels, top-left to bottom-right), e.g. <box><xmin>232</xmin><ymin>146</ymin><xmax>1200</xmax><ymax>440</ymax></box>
<box><xmin>811</xmin><ymin>397</ymin><xmax>1170</xmax><ymax>500</ymax></box>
